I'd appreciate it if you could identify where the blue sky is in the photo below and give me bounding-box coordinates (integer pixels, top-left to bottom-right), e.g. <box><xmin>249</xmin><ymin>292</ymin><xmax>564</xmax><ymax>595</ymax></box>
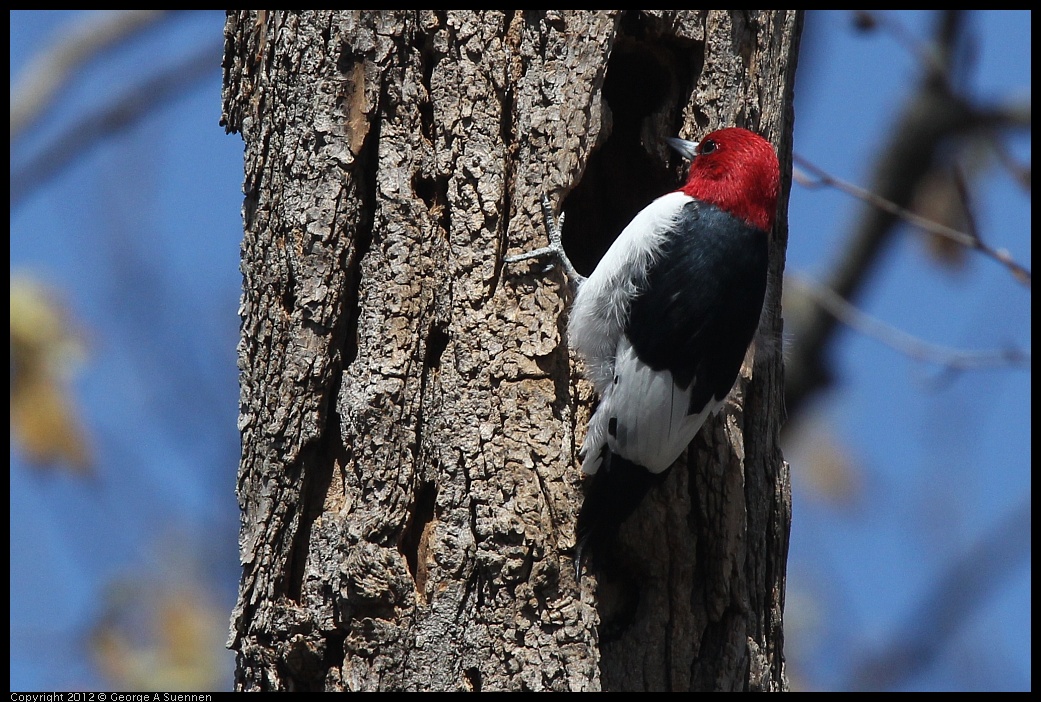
<box><xmin>10</xmin><ymin>10</ymin><xmax>1030</xmax><ymax>691</ymax></box>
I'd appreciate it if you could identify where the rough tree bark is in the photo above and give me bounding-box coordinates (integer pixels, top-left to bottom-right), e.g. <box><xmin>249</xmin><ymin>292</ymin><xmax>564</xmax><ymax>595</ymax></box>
<box><xmin>222</xmin><ymin>10</ymin><xmax>800</xmax><ymax>692</ymax></box>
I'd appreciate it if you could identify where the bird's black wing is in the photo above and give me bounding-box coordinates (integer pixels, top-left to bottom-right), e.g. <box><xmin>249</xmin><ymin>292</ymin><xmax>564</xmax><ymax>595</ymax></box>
<box><xmin>624</xmin><ymin>200</ymin><xmax>769</xmax><ymax>414</ymax></box>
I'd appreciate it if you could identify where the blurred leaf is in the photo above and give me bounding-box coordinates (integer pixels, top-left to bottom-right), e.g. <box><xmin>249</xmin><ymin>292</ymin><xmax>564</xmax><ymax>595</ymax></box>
<box><xmin>912</xmin><ymin>169</ymin><xmax>970</xmax><ymax>271</ymax></box>
<box><xmin>10</xmin><ymin>273</ymin><xmax>91</xmax><ymax>472</ymax></box>
<box><xmin>791</xmin><ymin>422</ymin><xmax>862</xmax><ymax>508</ymax></box>
<box><xmin>91</xmin><ymin>578</ymin><xmax>227</xmax><ymax>691</ymax></box>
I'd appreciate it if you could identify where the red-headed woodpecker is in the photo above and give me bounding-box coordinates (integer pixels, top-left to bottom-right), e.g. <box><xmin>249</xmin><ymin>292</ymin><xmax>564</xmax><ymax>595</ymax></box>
<box><xmin>507</xmin><ymin>127</ymin><xmax>780</xmax><ymax>574</ymax></box>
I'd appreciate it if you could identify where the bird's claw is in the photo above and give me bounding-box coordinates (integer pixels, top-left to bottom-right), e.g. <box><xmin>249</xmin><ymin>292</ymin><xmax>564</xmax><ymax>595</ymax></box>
<box><xmin>504</xmin><ymin>194</ymin><xmax>584</xmax><ymax>287</ymax></box>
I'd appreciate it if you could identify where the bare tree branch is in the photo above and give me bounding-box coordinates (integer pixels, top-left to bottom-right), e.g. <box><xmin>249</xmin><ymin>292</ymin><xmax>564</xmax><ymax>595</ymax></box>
<box><xmin>845</xmin><ymin>499</ymin><xmax>1031</xmax><ymax>691</ymax></box>
<box><xmin>989</xmin><ymin>135</ymin><xmax>1032</xmax><ymax>192</ymax></box>
<box><xmin>10</xmin><ymin>11</ymin><xmax>171</xmax><ymax>139</ymax></box>
<box><xmin>10</xmin><ymin>45</ymin><xmax>221</xmax><ymax>207</ymax></box>
<box><xmin>783</xmin><ymin>10</ymin><xmax>1030</xmax><ymax>420</ymax></box>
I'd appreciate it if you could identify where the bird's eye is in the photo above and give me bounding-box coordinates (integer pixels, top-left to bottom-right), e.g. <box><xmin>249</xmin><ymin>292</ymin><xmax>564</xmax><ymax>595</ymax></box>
<box><xmin>700</xmin><ymin>139</ymin><xmax>717</xmax><ymax>155</ymax></box>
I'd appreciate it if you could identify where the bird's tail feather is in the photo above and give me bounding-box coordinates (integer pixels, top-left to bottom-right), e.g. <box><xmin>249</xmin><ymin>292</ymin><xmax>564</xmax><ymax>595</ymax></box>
<box><xmin>574</xmin><ymin>452</ymin><xmax>669</xmax><ymax>577</ymax></box>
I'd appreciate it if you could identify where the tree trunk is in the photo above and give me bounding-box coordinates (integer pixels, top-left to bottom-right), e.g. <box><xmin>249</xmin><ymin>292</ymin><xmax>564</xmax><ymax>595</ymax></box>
<box><xmin>222</xmin><ymin>10</ymin><xmax>800</xmax><ymax>692</ymax></box>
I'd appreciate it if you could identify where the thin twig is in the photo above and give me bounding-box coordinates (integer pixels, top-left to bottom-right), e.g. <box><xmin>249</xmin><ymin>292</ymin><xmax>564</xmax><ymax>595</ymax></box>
<box><xmin>793</xmin><ymin>155</ymin><xmax>1031</xmax><ymax>287</ymax></box>
<box><xmin>788</xmin><ymin>275</ymin><xmax>1030</xmax><ymax>373</ymax></box>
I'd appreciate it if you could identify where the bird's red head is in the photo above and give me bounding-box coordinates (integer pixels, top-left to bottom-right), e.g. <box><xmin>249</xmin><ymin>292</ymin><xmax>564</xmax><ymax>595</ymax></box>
<box><xmin>678</xmin><ymin>127</ymin><xmax>780</xmax><ymax>233</ymax></box>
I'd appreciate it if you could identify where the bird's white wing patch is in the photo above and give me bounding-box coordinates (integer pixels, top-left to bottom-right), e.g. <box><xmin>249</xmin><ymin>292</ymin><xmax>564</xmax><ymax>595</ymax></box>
<box><xmin>567</xmin><ymin>192</ymin><xmax>688</xmax><ymax>393</ymax></box>
<box><xmin>580</xmin><ymin>338</ymin><xmax>721</xmax><ymax>475</ymax></box>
